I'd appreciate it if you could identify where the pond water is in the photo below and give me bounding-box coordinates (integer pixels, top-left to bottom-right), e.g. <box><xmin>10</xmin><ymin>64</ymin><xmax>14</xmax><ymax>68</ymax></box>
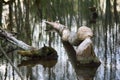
<box><xmin>0</xmin><ymin>0</ymin><xmax>120</xmax><ymax>80</ymax></box>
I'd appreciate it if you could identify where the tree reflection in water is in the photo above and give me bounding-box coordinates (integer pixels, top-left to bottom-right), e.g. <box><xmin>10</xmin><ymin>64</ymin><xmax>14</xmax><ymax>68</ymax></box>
<box><xmin>0</xmin><ymin>0</ymin><xmax>120</xmax><ymax>80</ymax></box>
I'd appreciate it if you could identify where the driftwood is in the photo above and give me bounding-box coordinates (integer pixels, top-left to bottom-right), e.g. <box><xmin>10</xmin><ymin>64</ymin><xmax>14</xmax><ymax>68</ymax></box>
<box><xmin>0</xmin><ymin>28</ymin><xmax>34</xmax><ymax>50</ymax></box>
<box><xmin>45</xmin><ymin>21</ymin><xmax>100</xmax><ymax>64</ymax></box>
<box><xmin>0</xmin><ymin>28</ymin><xmax>58</xmax><ymax>59</ymax></box>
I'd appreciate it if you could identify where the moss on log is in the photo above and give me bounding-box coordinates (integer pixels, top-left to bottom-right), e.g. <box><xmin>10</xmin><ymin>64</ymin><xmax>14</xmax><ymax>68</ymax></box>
<box><xmin>17</xmin><ymin>45</ymin><xmax>58</xmax><ymax>59</ymax></box>
<box><xmin>0</xmin><ymin>28</ymin><xmax>58</xmax><ymax>59</ymax></box>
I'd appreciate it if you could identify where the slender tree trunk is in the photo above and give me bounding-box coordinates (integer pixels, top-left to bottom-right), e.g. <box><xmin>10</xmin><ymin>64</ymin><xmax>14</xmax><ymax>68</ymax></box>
<box><xmin>113</xmin><ymin>0</ymin><xmax>119</xmax><ymax>23</ymax></box>
<box><xmin>24</xmin><ymin>0</ymin><xmax>31</xmax><ymax>45</ymax></box>
<box><xmin>16</xmin><ymin>0</ymin><xmax>24</xmax><ymax>40</ymax></box>
<box><xmin>0</xmin><ymin>0</ymin><xmax>3</xmax><ymax>27</ymax></box>
<box><xmin>8</xmin><ymin>0</ymin><xmax>14</xmax><ymax>31</ymax></box>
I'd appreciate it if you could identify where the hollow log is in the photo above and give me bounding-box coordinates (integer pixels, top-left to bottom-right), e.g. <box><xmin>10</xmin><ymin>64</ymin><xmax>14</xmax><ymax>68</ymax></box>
<box><xmin>45</xmin><ymin>21</ymin><xmax>100</xmax><ymax>64</ymax></box>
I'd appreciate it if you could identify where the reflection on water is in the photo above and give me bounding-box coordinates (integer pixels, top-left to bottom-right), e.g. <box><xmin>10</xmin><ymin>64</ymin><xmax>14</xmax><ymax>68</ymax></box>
<box><xmin>0</xmin><ymin>0</ymin><xmax>120</xmax><ymax>80</ymax></box>
<box><xmin>18</xmin><ymin>59</ymin><xmax>58</xmax><ymax>68</ymax></box>
<box><xmin>0</xmin><ymin>22</ymin><xmax>119</xmax><ymax>80</ymax></box>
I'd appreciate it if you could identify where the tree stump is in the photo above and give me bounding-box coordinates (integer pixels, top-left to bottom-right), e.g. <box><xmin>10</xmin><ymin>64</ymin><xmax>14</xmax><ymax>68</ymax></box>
<box><xmin>45</xmin><ymin>21</ymin><xmax>100</xmax><ymax>65</ymax></box>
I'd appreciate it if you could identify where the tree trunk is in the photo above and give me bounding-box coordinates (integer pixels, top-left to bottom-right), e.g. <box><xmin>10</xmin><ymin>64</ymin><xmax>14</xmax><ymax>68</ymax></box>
<box><xmin>0</xmin><ymin>0</ymin><xmax>3</xmax><ymax>26</ymax></box>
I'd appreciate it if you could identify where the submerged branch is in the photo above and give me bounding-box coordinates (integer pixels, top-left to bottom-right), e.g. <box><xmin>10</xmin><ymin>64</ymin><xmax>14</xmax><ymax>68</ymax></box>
<box><xmin>0</xmin><ymin>45</ymin><xmax>24</xmax><ymax>80</ymax></box>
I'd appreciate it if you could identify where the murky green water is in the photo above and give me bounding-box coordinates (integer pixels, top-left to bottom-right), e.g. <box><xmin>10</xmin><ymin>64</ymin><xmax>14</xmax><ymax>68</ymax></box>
<box><xmin>0</xmin><ymin>0</ymin><xmax>120</xmax><ymax>80</ymax></box>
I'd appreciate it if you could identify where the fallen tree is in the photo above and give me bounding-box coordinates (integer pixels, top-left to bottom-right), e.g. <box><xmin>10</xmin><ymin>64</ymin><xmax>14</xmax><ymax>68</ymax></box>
<box><xmin>45</xmin><ymin>21</ymin><xmax>100</xmax><ymax>64</ymax></box>
<box><xmin>0</xmin><ymin>28</ymin><xmax>58</xmax><ymax>59</ymax></box>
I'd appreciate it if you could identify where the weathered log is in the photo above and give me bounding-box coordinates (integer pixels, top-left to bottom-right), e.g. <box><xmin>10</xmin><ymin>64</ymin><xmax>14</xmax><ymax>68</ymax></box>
<box><xmin>17</xmin><ymin>45</ymin><xmax>58</xmax><ymax>59</ymax></box>
<box><xmin>0</xmin><ymin>28</ymin><xmax>58</xmax><ymax>59</ymax></box>
<box><xmin>45</xmin><ymin>21</ymin><xmax>100</xmax><ymax>64</ymax></box>
<box><xmin>0</xmin><ymin>28</ymin><xmax>34</xmax><ymax>50</ymax></box>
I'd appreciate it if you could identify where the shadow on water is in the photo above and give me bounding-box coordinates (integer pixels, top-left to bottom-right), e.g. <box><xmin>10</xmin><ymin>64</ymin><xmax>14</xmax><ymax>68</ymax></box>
<box><xmin>18</xmin><ymin>59</ymin><xmax>58</xmax><ymax>68</ymax></box>
<box><xmin>0</xmin><ymin>0</ymin><xmax>120</xmax><ymax>80</ymax></box>
<box><xmin>62</xmin><ymin>41</ymin><xmax>100</xmax><ymax>80</ymax></box>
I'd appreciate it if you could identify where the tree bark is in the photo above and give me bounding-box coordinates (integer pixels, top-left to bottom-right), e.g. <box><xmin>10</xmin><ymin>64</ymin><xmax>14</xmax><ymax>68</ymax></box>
<box><xmin>45</xmin><ymin>21</ymin><xmax>100</xmax><ymax>64</ymax></box>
